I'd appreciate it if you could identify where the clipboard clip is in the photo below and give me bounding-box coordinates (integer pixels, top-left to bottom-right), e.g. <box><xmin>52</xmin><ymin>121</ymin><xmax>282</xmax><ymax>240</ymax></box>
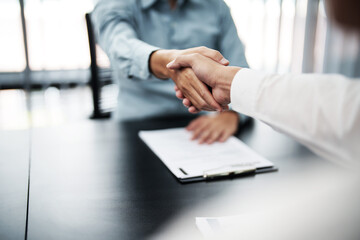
<box><xmin>203</xmin><ymin>165</ymin><xmax>256</xmax><ymax>179</ymax></box>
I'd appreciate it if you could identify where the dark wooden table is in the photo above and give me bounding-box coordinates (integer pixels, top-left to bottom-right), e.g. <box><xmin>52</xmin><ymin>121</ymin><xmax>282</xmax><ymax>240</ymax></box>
<box><xmin>1</xmin><ymin>117</ymin><xmax>339</xmax><ymax>240</ymax></box>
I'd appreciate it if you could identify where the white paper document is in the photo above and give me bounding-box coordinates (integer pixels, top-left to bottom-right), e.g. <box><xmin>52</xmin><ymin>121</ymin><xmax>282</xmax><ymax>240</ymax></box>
<box><xmin>139</xmin><ymin>128</ymin><xmax>274</xmax><ymax>181</ymax></box>
<box><xmin>196</xmin><ymin>216</ymin><xmax>243</xmax><ymax>238</ymax></box>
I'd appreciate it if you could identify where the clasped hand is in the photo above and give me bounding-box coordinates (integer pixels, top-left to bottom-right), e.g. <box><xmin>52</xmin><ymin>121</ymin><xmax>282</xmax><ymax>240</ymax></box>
<box><xmin>150</xmin><ymin>46</ymin><xmax>241</xmax><ymax>143</ymax></box>
<box><xmin>151</xmin><ymin>46</ymin><xmax>236</xmax><ymax>112</ymax></box>
<box><xmin>166</xmin><ymin>50</ymin><xmax>241</xmax><ymax>113</ymax></box>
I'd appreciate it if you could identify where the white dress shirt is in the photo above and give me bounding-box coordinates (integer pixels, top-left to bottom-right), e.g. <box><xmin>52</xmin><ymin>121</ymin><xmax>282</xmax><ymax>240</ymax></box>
<box><xmin>231</xmin><ymin>68</ymin><xmax>360</xmax><ymax>167</ymax></box>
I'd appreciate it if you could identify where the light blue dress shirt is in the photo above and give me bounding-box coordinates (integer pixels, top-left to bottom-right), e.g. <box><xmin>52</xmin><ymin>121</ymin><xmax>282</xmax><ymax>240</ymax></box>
<box><xmin>92</xmin><ymin>0</ymin><xmax>248</xmax><ymax>121</ymax></box>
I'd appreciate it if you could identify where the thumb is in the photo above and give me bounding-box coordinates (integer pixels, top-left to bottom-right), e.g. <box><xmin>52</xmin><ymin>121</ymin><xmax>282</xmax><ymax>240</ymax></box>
<box><xmin>166</xmin><ymin>60</ymin><xmax>177</xmax><ymax>69</ymax></box>
<box><xmin>184</xmin><ymin>47</ymin><xmax>229</xmax><ymax>66</ymax></box>
<box><xmin>166</xmin><ymin>55</ymin><xmax>194</xmax><ymax>69</ymax></box>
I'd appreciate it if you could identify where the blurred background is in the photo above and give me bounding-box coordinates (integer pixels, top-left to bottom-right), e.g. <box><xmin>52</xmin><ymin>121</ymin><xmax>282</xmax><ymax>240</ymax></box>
<box><xmin>0</xmin><ymin>0</ymin><xmax>359</xmax><ymax>131</ymax></box>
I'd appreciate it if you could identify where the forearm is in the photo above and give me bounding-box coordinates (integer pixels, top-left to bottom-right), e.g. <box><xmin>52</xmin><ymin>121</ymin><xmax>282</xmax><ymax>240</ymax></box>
<box><xmin>231</xmin><ymin>69</ymin><xmax>360</xmax><ymax>167</ymax></box>
<box><xmin>92</xmin><ymin>3</ymin><xmax>159</xmax><ymax>80</ymax></box>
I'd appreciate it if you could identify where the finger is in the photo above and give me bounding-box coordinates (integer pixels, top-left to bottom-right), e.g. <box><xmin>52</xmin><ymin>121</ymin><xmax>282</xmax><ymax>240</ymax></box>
<box><xmin>186</xmin><ymin>116</ymin><xmax>205</xmax><ymax>131</ymax></box>
<box><xmin>219</xmin><ymin>131</ymin><xmax>232</xmax><ymax>142</ymax></box>
<box><xmin>185</xmin><ymin>97</ymin><xmax>216</xmax><ymax>112</ymax></box>
<box><xmin>176</xmin><ymin>90</ymin><xmax>185</xmax><ymax>99</ymax></box>
<box><xmin>182</xmin><ymin>98</ymin><xmax>191</xmax><ymax>107</ymax></box>
<box><xmin>191</xmin><ymin>122</ymin><xmax>211</xmax><ymax>140</ymax></box>
<box><xmin>190</xmin><ymin>80</ymin><xmax>222</xmax><ymax>112</ymax></box>
<box><xmin>175</xmin><ymin>68</ymin><xmax>222</xmax><ymax>112</ymax></box>
<box><xmin>174</xmin><ymin>85</ymin><xmax>185</xmax><ymax>99</ymax></box>
<box><xmin>182</xmin><ymin>97</ymin><xmax>191</xmax><ymax>104</ymax></box>
<box><xmin>187</xmin><ymin>46</ymin><xmax>229</xmax><ymax>65</ymax></box>
<box><xmin>188</xmin><ymin>106</ymin><xmax>200</xmax><ymax>114</ymax></box>
<box><xmin>182</xmin><ymin>98</ymin><xmax>210</xmax><ymax>112</ymax></box>
<box><xmin>198</xmin><ymin>129</ymin><xmax>214</xmax><ymax>144</ymax></box>
<box><xmin>206</xmin><ymin>129</ymin><xmax>223</xmax><ymax>144</ymax></box>
<box><xmin>199</xmin><ymin>128</ymin><xmax>218</xmax><ymax>144</ymax></box>
<box><xmin>188</xmin><ymin>95</ymin><xmax>218</xmax><ymax>112</ymax></box>
<box><xmin>198</xmin><ymin>132</ymin><xmax>210</xmax><ymax>144</ymax></box>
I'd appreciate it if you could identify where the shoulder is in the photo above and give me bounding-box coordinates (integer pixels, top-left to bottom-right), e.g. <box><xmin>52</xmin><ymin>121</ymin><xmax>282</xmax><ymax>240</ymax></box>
<box><xmin>94</xmin><ymin>0</ymin><xmax>140</xmax><ymax>12</ymax></box>
<box><xmin>194</xmin><ymin>0</ymin><xmax>229</xmax><ymax>9</ymax></box>
<box><xmin>190</xmin><ymin>0</ymin><xmax>230</xmax><ymax>15</ymax></box>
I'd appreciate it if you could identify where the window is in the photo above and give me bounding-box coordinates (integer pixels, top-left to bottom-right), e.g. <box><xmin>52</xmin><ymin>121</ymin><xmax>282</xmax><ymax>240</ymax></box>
<box><xmin>0</xmin><ymin>0</ymin><xmax>26</xmax><ymax>72</ymax></box>
<box><xmin>25</xmin><ymin>0</ymin><xmax>94</xmax><ymax>71</ymax></box>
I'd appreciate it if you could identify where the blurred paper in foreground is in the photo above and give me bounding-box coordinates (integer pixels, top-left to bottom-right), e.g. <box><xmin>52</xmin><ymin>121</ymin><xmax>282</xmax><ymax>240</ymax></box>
<box><xmin>196</xmin><ymin>216</ymin><xmax>243</xmax><ymax>238</ymax></box>
<box><xmin>151</xmin><ymin>166</ymin><xmax>360</xmax><ymax>240</ymax></box>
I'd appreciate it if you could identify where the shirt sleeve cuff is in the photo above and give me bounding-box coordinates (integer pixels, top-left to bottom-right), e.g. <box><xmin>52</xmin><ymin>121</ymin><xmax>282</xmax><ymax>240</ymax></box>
<box><xmin>230</xmin><ymin>68</ymin><xmax>267</xmax><ymax>116</ymax></box>
<box><xmin>128</xmin><ymin>41</ymin><xmax>160</xmax><ymax>80</ymax></box>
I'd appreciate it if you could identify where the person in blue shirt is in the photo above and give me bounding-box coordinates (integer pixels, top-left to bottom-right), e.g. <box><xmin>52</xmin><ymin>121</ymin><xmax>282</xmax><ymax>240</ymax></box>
<box><xmin>92</xmin><ymin>0</ymin><xmax>249</xmax><ymax>144</ymax></box>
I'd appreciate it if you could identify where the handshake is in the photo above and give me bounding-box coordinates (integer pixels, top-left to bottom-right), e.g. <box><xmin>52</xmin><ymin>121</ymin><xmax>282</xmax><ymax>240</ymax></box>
<box><xmin>157</xmin><ymin>47</ymin><xmax>242</xmax><ymax>113</ymax></box>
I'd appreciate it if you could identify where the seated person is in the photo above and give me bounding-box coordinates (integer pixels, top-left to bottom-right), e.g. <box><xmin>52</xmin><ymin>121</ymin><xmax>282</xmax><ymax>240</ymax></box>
<box><xmin>92</xmin><ymin>0</ymin><xmax>249</xmax><ymax>143</ymax></box>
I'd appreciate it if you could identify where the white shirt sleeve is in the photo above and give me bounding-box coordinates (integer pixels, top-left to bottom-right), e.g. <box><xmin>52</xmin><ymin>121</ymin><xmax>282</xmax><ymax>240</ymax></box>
<box><xmin>230</xmin><ymin>68</ymin><xmax>360</xmax><ymax>167</ymax></box>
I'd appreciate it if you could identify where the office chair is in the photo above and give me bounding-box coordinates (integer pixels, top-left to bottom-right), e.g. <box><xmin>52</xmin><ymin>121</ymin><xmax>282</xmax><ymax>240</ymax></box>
<box><xmin>85</xmin><ymin>13</ymin><xmax>113</xmax><ymax>119</ymax></box>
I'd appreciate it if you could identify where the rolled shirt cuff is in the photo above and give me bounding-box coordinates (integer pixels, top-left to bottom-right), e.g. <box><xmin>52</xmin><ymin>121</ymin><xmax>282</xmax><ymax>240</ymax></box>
<box><xmin>128</xmin><ymin>41</ymin><xmax>160</xmax><ymax>80</ymax></box>
<box><xmin>230</xmin><ymin>68</ymin><xmax>267</xmax><ymax>117</ymax></box>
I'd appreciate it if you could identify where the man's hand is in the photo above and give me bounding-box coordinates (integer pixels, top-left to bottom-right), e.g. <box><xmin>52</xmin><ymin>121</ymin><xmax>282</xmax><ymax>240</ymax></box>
<box><xmin>150</xmin><ymin>46</ymin><xmax>229</xmax><ymax>79</ymax></box>
<box><xmin>169</xmin><ymin>68</ymin><xmax>221</xmax><ymax>111</ymax></box>
<box><xmin>149</xmin><ymin>47</ymin><xmax>230</xmax><ymax>112</ymax></box>
<box><xmin>174</xmin><ymin>85</ymin><xmax>229</xmax><ymax>113</ymax></box>
<box><xmin>167</xmin><ymin>53</ymin><xmax>241</xmax><ymax>113</ymax></box>
<box><xmin>186</xmin><ymin>111</ymin><xmax>239</xmax><ymax>144</ymax></box>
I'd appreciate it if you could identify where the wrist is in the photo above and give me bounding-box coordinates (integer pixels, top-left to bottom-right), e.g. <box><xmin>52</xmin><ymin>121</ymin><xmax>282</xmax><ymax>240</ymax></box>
<box><xmin>150</xmin><ymin>49</ymin><xmax>178</xmax><ymax>79</ymax></box>
<box><xmin>220</xmin><ymin>110</ymin><xmax>240</xmax><ymax>121</ymax></box>
<box><xmin>215</xmin><ymin>66</ymin><xmax>241</xmax><ymax>103</ymax></box>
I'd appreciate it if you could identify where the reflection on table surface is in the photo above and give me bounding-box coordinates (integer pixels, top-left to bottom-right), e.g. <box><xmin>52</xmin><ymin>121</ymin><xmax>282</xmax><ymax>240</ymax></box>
<box><xmin>1</xmin><ymin>117</ymin><xmax>351</xmax><ymax>240</ymax></box>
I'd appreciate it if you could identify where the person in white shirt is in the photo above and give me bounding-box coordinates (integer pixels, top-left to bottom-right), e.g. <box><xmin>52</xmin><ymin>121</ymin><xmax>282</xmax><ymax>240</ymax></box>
<box><xmin>166</xmin><ymin>0</ymin><xmax>360</xmax><ymax>166</ymax></box>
